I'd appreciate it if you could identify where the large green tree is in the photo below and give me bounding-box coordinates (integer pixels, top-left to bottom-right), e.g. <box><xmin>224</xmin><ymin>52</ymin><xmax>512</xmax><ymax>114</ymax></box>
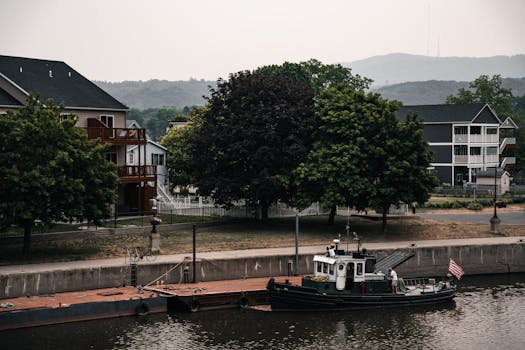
<box><xmin>0</xmin><ymin>95</ymin><xmax>118</xmax><ymax>254</ymax></box>
<box><xmin>445</xmin><ymin>74</ymin><xmax>514</xmax><ymax>118</ymax></box>
<box><xmin>294</xmin><ymin>86</ymin><xmax>436</xmax><ymax>228</ymax></box>
<box><xmin>188</xmin><ymin>70</ymin><xmax>316</xmax><ymax>219</ymax></box>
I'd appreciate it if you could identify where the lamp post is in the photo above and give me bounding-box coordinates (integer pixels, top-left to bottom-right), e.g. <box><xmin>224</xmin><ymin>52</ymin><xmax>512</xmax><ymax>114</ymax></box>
<box><xmin>149</xmin><ymin>197</ymin><xmax>162</xmax><ymax>253</ymax></box>
<box><xmin>490</xmin><ymin>167</ymin><xmax>500</xmax><ymax>234</ymax></box>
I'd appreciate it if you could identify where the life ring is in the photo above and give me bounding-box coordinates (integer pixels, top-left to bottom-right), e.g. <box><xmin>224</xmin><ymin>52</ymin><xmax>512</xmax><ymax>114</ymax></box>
<box><xmin>190</xmin><ymin>299</ymin><xmax>200</xmax><ymax>312</ymax></box>
<box><xmin>239</xmin><ymin>296</ymin><xmax>249</xmax><ymax>308</ymax></box>
<box><xmin>135</xmin><ymin>302</ymin><xmax>150</xmax><ymax>316</ymax></box>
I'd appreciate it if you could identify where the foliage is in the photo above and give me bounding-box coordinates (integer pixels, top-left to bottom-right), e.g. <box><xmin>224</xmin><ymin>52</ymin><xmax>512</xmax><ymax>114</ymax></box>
<box><xmin>511</xmin><ymin>95</ymin><xmax>525</xmax><ymax>173</ymax></box>
<box><xmin>445</xmin><ymin>74</ymin><xmax>514</xmax><ymax>118</ymax></box>
<box><xmin>188</xmin><ymin>69</ymin><xmax>316</xmax><ymax>219</ymax></box>
<box><xmin>466</xmin><ymin>202</ymin><xmax>483</xmax><ymax>211</ymax></box>
<box><xmin>128</xmin><ymin>107</ymin><xmax>193</xmax><ymax>141</ymax></box>
<box><xmin>0</xmin><ymin>95</ymin><xmax>118</xmax><ymax>254</ymax></box>
<box><xmin>160</xmin><ymin>108</ymin><xmax>204</xmax><ymax>187</ymax></box>
<box><xmin>256</xmin><ymin>59</ymin><xmax>371</xmax><ymax>94</ymax></box>
<box><xmin>294</xmin><ymin>85</ymin><xmax>437</xmax><ymax>228</ymax></box>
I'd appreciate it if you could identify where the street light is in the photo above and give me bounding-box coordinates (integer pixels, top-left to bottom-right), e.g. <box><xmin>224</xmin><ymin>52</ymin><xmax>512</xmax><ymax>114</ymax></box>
<box><xmin>490</xmin><ymin>167</ymin><xmax>500</xmax><ymax>234</ymax></box>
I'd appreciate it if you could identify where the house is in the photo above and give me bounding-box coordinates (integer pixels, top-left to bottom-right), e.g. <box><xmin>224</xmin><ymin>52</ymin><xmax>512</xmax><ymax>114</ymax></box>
<box><xmin>475</xmin><ymin>169</ymin><xmax>511</xmax><ymax>195</ymax></box>
<box><xmin>0</xmin><ymin>55</ymin><xmax>156</xmax><ymax>215</ymax></box>
<box><xmin>396</xmin><ymin>103</ymin><xmax>518</xmax><ymax>187</ymax></box>
<box><xmin>126</xmin><ymin>120</ymin><xmax>169</xmax><ymax>185</ymax></box>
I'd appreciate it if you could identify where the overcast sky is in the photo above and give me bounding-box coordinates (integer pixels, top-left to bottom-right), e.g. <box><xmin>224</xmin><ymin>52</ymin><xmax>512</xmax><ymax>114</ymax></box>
<box><xmin>1</xmin><ymin>0</ymin><xmax>524</xmax><ymax>82</ymax></box>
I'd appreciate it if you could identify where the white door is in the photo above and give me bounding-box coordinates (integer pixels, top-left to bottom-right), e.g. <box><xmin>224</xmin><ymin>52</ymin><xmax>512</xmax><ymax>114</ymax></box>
<box><xmin>336</xmin><ymin>263</ymin><xmax>347</xmax><ymax>290</ymax></box>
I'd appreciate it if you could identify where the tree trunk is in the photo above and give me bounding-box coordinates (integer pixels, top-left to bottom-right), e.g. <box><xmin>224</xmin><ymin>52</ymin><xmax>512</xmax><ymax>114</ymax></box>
<box><xmin>382</xmin><ymin>207</ymin><xmax>388</xmax><ymax>234</ymax></box>
<box><xmin>22</xmin><ymin>220</ymin><xmax>33</xmax><ymax>255</ymax></box>
<box><xmin>327</xmin><ymin>205</ymin><xmax>337</xmax><ymax>225</ymax></box>
<box><xmin>261</xmin><ymin>203</ymin><xmax>269</xmax><ymax>220</ymax></box>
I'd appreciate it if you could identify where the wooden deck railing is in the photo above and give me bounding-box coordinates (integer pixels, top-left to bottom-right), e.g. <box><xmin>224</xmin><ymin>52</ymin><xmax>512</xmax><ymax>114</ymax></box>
<box><xmin>117</xmin><ymin>165</ymin><xmax>157</xmax><ymax>179</ymax></box>
<box><xmin>86</xmin><ymin>127</ymin><xmax>147</xmax><ymax>143</ymax></box>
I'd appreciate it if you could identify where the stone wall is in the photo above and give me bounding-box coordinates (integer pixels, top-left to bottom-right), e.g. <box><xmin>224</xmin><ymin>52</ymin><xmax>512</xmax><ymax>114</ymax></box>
<box><xmin>1</xmin><ymin>242</ymin><xmax>524</xmax><ymax>298</ymax></box>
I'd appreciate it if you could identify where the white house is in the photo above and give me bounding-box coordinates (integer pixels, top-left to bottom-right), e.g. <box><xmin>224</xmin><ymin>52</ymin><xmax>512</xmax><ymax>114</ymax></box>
<box><xmin>127</xmin><ymin>120</ymin><xmax>169</xmax><ymax>185</ymax></box>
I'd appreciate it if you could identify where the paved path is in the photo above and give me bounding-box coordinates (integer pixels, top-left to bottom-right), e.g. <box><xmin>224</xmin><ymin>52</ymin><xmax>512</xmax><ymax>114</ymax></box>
<box><xmin>1</xmin><ymin>236</ymin><xmax>524</xmax><ymax>275</ymax></box>
<box><xmin>418</xmin><ymin>211</ymin><xmax>525</xmax><ymax>225</ymax></box>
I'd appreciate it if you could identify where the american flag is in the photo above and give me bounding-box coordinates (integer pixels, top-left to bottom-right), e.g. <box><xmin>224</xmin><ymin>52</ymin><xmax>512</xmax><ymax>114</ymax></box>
<box><xmin>449</xmin><ymin>258</ymin><xmax>464</xmax><ymax>280</ymax></box>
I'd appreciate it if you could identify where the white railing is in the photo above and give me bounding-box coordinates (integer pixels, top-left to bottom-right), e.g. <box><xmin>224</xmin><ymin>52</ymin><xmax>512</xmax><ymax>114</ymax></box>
<box><xmin>454</xmin><ymin>134</ymin><xmax>468</xmax><ymax>142</ymax></box>
<box><xmin>454</xmin><ymin>155</ymin><xmax>468</xmax><ymax>164</ymax></box>
<box><xmin>501</xmin><ymin>157</ymin><xmax>516</xmax><ymax>168</ymax></box>
<box><xmin>485</xmin><ymin>155</ymin><xmax>499</xmax><ymax>163</ymax></box>
<box><xmin>469</xmin><ymin>155</ymin><xmax>483</xmax><ymax>164</ymax></box>
<box><xmin>500</xmin><ymin>137</ymin><xmax>516</xmax><ymax>153</ymax></box>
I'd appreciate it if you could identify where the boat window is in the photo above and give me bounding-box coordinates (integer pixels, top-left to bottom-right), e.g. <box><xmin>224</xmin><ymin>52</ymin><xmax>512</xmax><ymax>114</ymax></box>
<box><xmin>365</xmin><ymin>259</ymin><xmax>376</xmax><ymax>273</ymax></box>
<box><xmin>316</xmin><ymin>262</ymin><xmax>322</xmax><ymax>273</ymax></box>
<box><xmin>323</xmin><ymin>263</ymin><xmax>328</xmax><ymax>274</ymax></box>
<box><xmin>356</xmin><ymin>263</ymin><xmax>363</xmax><ymax>276</ymax></box>
<box><xmin>329</xmin><ymin>264</ymin><xmax>334</xmax><ymax>275</ymax></box>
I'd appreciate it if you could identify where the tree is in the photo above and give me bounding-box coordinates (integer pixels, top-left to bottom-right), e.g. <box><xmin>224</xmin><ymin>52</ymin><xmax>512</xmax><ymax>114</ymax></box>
<box><xmin>189</xmin><ymin>70</ymin><xmax>316</xmax><ymax>219</ymax></box>
<box><xmin>160</xmin><ymin>108</ymin><xmax>204</xmax><ymax>188</ymax></box>
<box><xmin>294</xmin><ymin>86</ymin><xmax>437</xmax><ymax>228</ymax></box>
<box><xmin>0</xmin><ymin>95</ymin><xmax>118</xmax><ymax>254</ymax></box>
<box><xmin>446</xmin><ymin>74</ymin><xmax>514</xmax><ymax>118</ymax></box>
<box><xmin>369</xmin><ymin>112</ymin><xmax>438</xmax><ymax>231</ymax></box>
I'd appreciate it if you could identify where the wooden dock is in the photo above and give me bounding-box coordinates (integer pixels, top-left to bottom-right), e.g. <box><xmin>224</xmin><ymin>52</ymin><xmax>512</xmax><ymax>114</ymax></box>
<box><xmin>0</xmin><ymin>276</ymin><xmax>301</xmax><ymax>330</ymax></box>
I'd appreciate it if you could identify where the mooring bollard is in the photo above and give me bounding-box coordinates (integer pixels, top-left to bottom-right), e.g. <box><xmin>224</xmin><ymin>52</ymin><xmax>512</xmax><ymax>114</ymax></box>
<box><xmin>131</xmin><ymin>263</ymin><xmax>138</xmax><ymax>287</ymax></box>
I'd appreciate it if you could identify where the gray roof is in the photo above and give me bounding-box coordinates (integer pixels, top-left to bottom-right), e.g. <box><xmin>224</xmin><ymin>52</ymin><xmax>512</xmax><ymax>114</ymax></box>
<box><xmin>477</xmin><ymin>169</ymin><xmax>509</xmax><ymax>178</ymax></box>
<box><xmin>0</xmin><ymin>55</ymin><xmax>127</xmax><ymax>110</ymax></box>
<box><xmin>0</xmin><ymin>87</ymin><xmax>22</xmax><ymax>106</ymax></box>
<box><xmin>396</xmin><ymin>103</ymin><xmax>489</xmax><ymax>123</ymax></box>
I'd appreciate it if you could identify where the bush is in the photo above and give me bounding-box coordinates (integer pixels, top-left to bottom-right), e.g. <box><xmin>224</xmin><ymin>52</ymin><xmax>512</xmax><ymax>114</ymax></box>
<box><xmin>467</xmin><ymin>202</ymin><xmax>483</xmax><ymax>211</ymax></box>
<box><xmin>511</xmin><ymin>197</ymin><xmax>524</xmax><ymax>204</ymax></box>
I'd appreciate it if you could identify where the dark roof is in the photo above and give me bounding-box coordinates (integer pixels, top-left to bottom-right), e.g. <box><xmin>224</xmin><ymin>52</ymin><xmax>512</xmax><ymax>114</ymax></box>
<box><xmin>396</xmin><ymin>103</ymin><xmax>487</xmax><ymax>123</ymax></box>
<box><xmin>0</xmin><ymin>55</ymin><xmax>127</xmax><ymax>110</ymax></box>
<box><xmin>0</xmin><ymin>87</ymin><xmax>22</xmax><ymax>106</ymax></box>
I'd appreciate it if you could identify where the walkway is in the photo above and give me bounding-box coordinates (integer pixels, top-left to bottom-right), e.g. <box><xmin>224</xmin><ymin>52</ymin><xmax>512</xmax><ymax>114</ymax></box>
<box><xmin>1</xmin><ymin>236</ymin><xmax>524</xmax><ymax>275</ymax></box>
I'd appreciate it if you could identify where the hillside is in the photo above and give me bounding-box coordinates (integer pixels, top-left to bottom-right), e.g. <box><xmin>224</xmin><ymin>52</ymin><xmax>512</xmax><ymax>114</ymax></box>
<box><xmin>373</xmin><ymin>78</ymin><xmax>525</xmax><ymax>105</ymax></box>
<box><xmin>94</xmin><ymin>54</ymin><xmax>525</xmax><ymax>109</ymax></box>
<box><xmin>344</xmin><ymin>53</ymin><xmax>525</xmax><ymax>87</ymax></box>
<box><xmin>95</xmin><ymin>79</ymin><xmax>215</xmax><ymax>110</ymax></box>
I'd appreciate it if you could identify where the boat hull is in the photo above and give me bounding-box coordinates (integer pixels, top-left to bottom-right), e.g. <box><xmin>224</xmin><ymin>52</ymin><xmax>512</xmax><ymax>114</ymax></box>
<box><xmin>267</xmin><ymin>279</ymin><xmax>456</xmax><ymax>311</ymax></box>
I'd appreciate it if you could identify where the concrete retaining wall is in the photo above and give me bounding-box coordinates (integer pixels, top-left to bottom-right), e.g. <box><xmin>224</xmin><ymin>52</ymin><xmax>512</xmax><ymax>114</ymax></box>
<box><xmin>1</xmin><ymin>242</ymin><xmax>524</xmax><ymax>299</ymax></box>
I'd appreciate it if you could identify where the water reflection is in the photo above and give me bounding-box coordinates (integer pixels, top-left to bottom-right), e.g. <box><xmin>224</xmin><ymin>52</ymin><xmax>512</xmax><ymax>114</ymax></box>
<box><xmin>4</xmin><ymin>274</ymin><xmax>525</xmax><ymax>350</ymax></box>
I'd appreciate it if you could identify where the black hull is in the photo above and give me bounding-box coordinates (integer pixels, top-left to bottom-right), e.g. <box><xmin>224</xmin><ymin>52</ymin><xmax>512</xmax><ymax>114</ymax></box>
<box><xmin>267</xmin><ymin>280</ymin><xmax>456</xmax><ymax>311</ymax></box>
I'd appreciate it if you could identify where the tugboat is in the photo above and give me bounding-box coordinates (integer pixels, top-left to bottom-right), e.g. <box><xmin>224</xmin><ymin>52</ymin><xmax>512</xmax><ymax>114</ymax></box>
<box><xmin>267</xmin><ymin>234</ymin><xmax>457</xmax><ymax>310</ymax></box>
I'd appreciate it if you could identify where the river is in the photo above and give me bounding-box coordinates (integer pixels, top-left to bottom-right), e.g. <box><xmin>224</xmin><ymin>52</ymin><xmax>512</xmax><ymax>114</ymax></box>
<box><xmin>5</xmin><ymin>273</ymin><xmax>525</xmax><ymax>350</ymax></box>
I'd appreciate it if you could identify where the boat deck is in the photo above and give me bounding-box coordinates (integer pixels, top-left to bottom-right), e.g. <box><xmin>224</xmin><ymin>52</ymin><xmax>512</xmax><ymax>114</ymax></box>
<box><xmin>0</xmin><ymin>276</ymin><xmax>301</xmax><ymax>330</ymax></box>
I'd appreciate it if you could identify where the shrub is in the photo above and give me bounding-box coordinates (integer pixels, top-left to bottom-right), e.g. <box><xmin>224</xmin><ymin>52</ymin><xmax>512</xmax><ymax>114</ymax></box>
<box><xmin>467</xmin><ymin>202</ymin><xmax>483</xmax><ymax>211</ymax></box>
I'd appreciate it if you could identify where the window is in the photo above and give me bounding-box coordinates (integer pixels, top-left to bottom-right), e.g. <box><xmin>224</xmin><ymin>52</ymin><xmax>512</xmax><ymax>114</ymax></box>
<box><xmin>454</xmin><ymin>145</ymin><xmax>468</xmax><ymax>155</ymax></box>
<box><xmin>323</xmin><ymin>263</ymin><xmax>328</xmax><ymax>274</ymax></box>
<box><xmin>454</xmin><ymin>126</ymin><xmax>468</xmax><ymax>134</ymax></box>
<box><xmin>470</xmin><ymin>126</ymin><xmax>481</xmax><ymax>134</ymax></box>
<box><xmin>60</xmin><ymin>113</ymin><xmax>77</xmax><ymax>122</ymax></box>
<box><xmin>152</xmin><ymin>153</ymin><xmax>164</xmax><ymax>166</ymax></box>
<box><xmin>129</xmin><ymin>152</ymin><xmax>134</xmax><ymax>164</ymax></box>
<box><xmin>329</xmin><ymin>264</ymin><xmax>334</xmax><ymax>275</ymax></box>
<box><xmin>356</xmin><ymin>263</ymin><xmax>363</xmax><ymax>276</ymax></box>
<box><xmin>100</xmin><ymin>115</ymin><xmax>114</xmax><ymax>128</ymax></box>
<box><xmin>487</xmin><ymin>128</ymin><xmax>497</xmax><ymax>135</ymax></box>
<box><xmin>486</xmin><ymin>147</ymin><xmax>498</xmax><ymax>155</ymax></box>
<box><xmin>316</xmin><ymin>262</ymin><xmax>322</xmax><ymax>273</ymax></box>
<box><xmin>470</xmin><ymin>147</ymin><xmax>481</xmax><ymax>156</ymax></box>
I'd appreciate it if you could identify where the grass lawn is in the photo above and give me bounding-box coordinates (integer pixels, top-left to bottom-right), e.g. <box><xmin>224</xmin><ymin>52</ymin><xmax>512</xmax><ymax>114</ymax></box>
<box><xmin>2</xmin><ymin>212</ymin><xmax>524</xmax><ymax>265</ymax></box>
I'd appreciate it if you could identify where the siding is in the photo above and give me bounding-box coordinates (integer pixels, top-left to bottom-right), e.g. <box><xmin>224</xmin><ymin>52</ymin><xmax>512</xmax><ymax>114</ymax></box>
<box><xmin>423</xmin><ymin>124</ymin><xmax>452</xmax><ymax>142</ymax></box>
<box><xmin>430</xmin><ymin>145</ymin><xmax>452</xmax><ymax>163</ymax></box>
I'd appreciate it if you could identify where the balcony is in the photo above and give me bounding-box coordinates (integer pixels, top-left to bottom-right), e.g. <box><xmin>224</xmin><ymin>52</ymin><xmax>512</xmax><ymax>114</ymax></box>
<box><xmin>117</xmin><ymin>165</ymin><xmax>157</xmax><ymax>183</ymax></box>
<box><xmin>85</xmin><ymin>118</ymin><xmax>147</xmax><ymax>145</ymax></box>
<box><xmin>454</xmin><ymin>155</ymin><xmax>468</xmax><ymax>164</ymax></box>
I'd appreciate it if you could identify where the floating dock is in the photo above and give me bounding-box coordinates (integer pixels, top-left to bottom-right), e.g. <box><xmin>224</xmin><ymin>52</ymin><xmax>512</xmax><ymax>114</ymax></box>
<box><xmin>0</xmin><ymin>276</ymin><xmax>300</xmax><ymax>330</ymax></box>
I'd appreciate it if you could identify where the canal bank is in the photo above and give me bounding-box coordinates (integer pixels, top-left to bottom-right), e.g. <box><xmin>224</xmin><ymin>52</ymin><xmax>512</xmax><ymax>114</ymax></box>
<box><xmin>1</xmin><ymin>236</ymin><xmax>524</xmax><ymax>299</ymax></box>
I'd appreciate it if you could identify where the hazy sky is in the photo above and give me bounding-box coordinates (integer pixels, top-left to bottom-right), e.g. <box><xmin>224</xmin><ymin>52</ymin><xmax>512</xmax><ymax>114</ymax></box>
<box><xmin>1</xmin><ymin>0</ymin><xmax>524</xmax><ymax>82</ymax></box>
